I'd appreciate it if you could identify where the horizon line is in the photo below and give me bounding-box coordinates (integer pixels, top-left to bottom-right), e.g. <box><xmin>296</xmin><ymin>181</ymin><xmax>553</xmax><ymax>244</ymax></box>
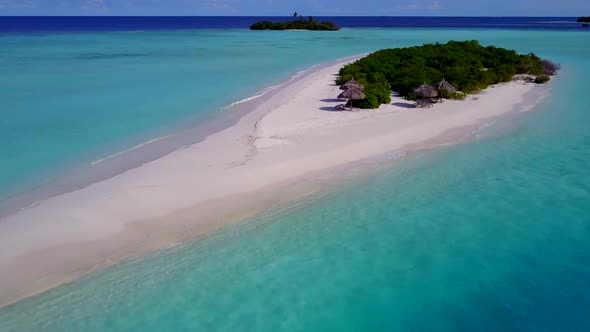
<box><xmin>0</xmin><ymin>15</ymin><xmax>581</xmax><ymax>18</ymax></box>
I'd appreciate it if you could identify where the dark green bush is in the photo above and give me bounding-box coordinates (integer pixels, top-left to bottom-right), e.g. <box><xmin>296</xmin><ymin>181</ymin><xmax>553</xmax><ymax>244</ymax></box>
<box><xmin>370</xmin><ymin>82</ymin><xmax>391</xmax><ymax>104</ymax></box>
<box><xmin>491</xmin><ymin>65</ymin><xmax>517</xmax><ymax>83</ymax></box>
<box><xmin>448</xmin><ymin>92</ymin><xmax>467</xmax><ymax>100</ymax></box>
<box><xmin>338</xmin><ymin>40</ymin><xmax>556</xmax><ymax>109</ymax></box>
<box><xmin>339</xmin><ymin>71</ymin><xmax>391</xmax><ymax>109</ymax></box>
<box><xmin>534</xmin><ymin>75</ymin><xmax>550</xmax><ymax>84</ymax></box>
<box><xmin>356</xmin><ymin>94</ymin><xmax>380</xmax><ymax>109</ymax></box>
<box><xmin>250</xmin><ymin>21</ymin><xmax>274</xmax><ymax>30</ymax></box>
<box><xmin>250</xmin><ymin>18</ymin><xmax>340</xmax><ymax>30</ymax></box>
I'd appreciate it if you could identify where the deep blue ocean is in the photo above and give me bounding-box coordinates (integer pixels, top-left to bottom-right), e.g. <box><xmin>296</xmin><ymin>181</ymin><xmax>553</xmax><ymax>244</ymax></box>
<box><xmin>0</xmin><ymin>16</ymin><xmax>586</xmax><ymax>33</ymax></box>
<box><xmin>1</xmin><ymin>17</ymin><xmax>590</xmax><ymax>331</ymax></box>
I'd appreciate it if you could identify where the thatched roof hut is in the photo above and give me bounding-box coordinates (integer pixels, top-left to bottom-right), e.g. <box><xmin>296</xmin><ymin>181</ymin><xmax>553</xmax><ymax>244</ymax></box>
<box><xmin>338</xmin><ymin>87</ymin><xmax>365</xmax><ymax>99</ymax></box>
<box><xmin>436</xmin><ymin>79</ymin><xmax>455</xmax><ymax>94</ymax></box>
<box><xmin>338</xmin><ymin>87</ymin><xmax>365</xmax><ymax>111</ymax></box>
<box><xmin>413</xmin><ymin>83</ymin><xmax>438</xmax><ymax>98</ymax></box>
<box><xmin>340</xmin><ymin>79</ymin><xmax>364</xmax><ymax>91</ymax></box>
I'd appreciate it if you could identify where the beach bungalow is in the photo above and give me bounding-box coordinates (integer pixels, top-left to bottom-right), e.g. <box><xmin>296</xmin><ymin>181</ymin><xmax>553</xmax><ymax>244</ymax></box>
<box><xmin>413</xmin><ymin>83</ymin><xmax>438</xmax><ymax>108</ymax></box>
<box><xmin>340</xmin><ymin>78</ymin><xmax>364</xmax><ymax>91</ymax></box>
<box><xmin>338</xmin><ymin>87</ymin><xmax>365</xmax><ymax>111</ymax></box>
<box><xmin>435</xmin><ymin>79</ymin><xmax>456</xmax><ymax>102</ymax></box>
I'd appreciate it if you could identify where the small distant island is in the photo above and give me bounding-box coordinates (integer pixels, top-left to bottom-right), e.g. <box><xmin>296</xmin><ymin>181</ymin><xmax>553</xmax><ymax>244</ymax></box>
<box><xmin>578</xmin><ymin>17</ymin><xmax>590</xmax><ymax>27</ymax></box>
<box><xmin>337</xmin><ymin>40</ymin><xmax>559</xmax><ymax>109</ymax></box>
<box><xmin>250</xmin><ymin>12</ymin><xmax>340</xmax><ymax>31</ymax></box>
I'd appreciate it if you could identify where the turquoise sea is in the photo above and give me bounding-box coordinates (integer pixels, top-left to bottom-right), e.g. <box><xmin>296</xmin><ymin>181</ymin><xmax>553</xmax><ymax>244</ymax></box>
<box><xmin>1</xmin><ymin>24</ymin><xmax>590</xmax><ymax>330</ymax></box>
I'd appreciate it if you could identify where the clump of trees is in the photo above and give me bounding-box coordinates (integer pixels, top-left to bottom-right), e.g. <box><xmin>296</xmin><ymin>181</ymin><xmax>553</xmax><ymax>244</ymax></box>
<box><xmin>577</xmin><ymin>17</ymin><xmax>590</xmax><ymax>22</ymax></box>
<box><xmin>250</xmin><ymin>17</ymin><xmax>340</xmax><ymax>31</ymax></box>
<box><xmin>338</xmin><ymin>40</ymin><xmax>557</xmax><ymax>109</ymax></box>
<box><xmin>339</xmin><ymin>73</ymin><xmax>391</xmax><ymax>108</ymax></box>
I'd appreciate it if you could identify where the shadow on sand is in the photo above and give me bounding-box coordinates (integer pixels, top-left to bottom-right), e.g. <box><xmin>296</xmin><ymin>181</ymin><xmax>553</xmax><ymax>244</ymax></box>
<box><xmin>392</xmin><ymin>102</ymin><xmax>416</xmax><ymax>109</ymax></box>
<box><xmin>319</xmin><ymin>106</ymin><xmax>347</xmax><ymax>112</ymax></box>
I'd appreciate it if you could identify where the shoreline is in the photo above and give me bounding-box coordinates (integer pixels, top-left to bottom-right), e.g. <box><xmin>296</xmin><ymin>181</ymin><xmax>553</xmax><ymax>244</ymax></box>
<box><xmin>0</xmin><ymin>56</ymin><xmax>549</xmax><ymax>308</ymax></box>
<box><xmin>0</xmin><ymin>55</ymin><xmax>365</xmax><ymax>219</ymax></box>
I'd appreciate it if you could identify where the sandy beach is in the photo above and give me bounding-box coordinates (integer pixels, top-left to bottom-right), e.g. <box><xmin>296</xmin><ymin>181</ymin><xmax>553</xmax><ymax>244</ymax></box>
<box><xmin>0</xmin><ymin>56</ymin><xmax>546</xmax><ymax>308</ymax></box>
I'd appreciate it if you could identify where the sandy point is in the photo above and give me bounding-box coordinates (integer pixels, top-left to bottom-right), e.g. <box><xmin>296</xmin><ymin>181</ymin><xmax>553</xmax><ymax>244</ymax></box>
<box><xmin>0</xmin><ymin>55</ymin><xmax>547</xmax><ymax>308</ymax></box>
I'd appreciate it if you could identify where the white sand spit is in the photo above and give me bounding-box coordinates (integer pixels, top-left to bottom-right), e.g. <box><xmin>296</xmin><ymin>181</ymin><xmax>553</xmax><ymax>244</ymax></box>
<box><xmin>0</xmin><ymin>57</ymin><xmax>543</xmax><ymax>307</ymax></box>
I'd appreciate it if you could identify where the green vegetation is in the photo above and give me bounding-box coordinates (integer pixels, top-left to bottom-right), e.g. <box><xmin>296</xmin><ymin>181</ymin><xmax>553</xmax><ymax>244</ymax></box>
<box><xmin>250</xmin><ymin>17</ymin><xmax>340</xmax><ymax>31</ymax></box>
<box><xmin>577</xmin><ymin>17</ymin><xmax>590</xmax><ymax>23</ymax></box>
<box><xmin>338</xmin><ymin>40</ymin><xmax>558</xmax><ymax>109</ymax></box>
<box><xmin>534</xmin><ymin>75</ymin><xmax>550</xmax><ymax>84</ymax></box>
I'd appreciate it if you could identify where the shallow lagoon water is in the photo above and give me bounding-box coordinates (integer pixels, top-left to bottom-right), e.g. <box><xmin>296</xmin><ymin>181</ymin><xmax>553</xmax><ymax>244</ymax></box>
<box><xmin>1</xmin><ymin>26</ymin><xmax>590</xmax><ymax>331</ymax></box>
<box><xmin>0</xmin><ymin>27</ymin><xmax>585</xmax><ymax>201</ymax></box>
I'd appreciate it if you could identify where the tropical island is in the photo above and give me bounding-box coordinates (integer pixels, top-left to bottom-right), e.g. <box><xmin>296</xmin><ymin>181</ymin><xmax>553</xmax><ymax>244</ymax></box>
<box><xmin>577</xmin><ymin>16</ymin><xmax>590</xmax><ymax>22</ymax></box>
<box><xmin>250</xmin><ymin>12</ymin><xmax>340</xmax><ymax>31</ymax></box>
<box><xmin>337</xmin><ymin>40</ymin><xmax>558</xmax><ymax>109</ymax></box>
<box><xmin>0</xmin><ymin>40</ymin><xmax>558</xmax><ymax>312</ymax></box>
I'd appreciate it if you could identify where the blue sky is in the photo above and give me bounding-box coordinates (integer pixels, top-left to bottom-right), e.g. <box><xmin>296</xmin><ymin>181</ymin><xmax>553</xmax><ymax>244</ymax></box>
<box><xmin>0</xmin><ymin>0</ymin><xmax>588</xmax><ymax>16</ymax></box>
